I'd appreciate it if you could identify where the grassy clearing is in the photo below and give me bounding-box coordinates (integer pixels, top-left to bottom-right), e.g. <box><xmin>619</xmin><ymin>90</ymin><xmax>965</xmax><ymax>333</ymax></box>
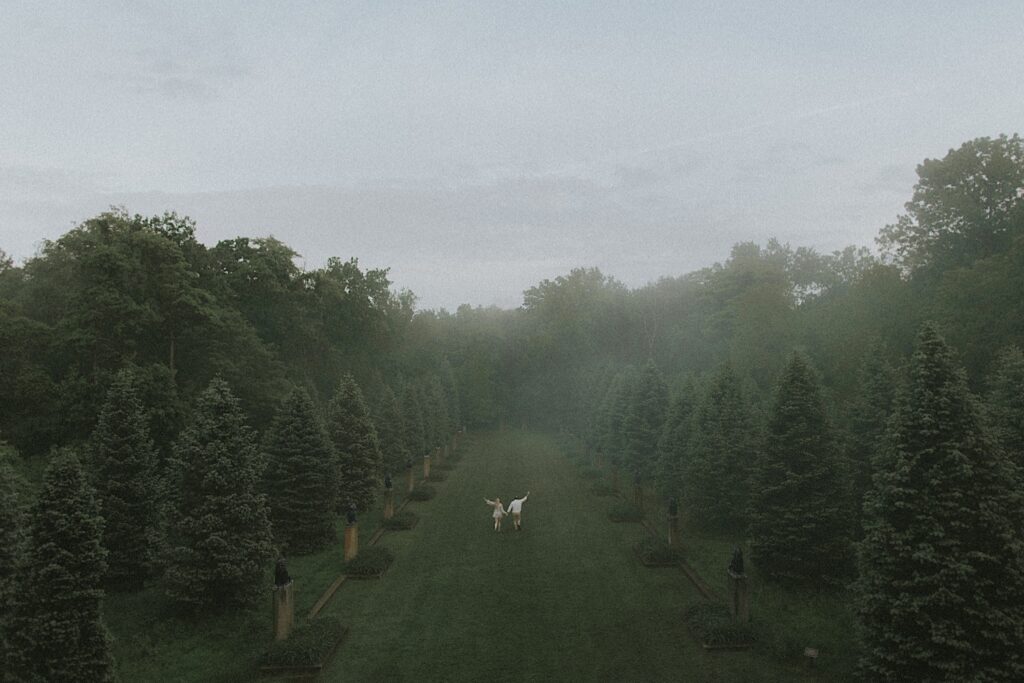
<box><xmin>315</xmin><ymin>430</ymin><xmax>815</xmax><ymax>682</ymax></box>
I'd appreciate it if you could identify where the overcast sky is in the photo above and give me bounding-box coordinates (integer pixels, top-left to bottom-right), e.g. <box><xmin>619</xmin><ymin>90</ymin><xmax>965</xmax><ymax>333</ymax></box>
<box><xmin>2</xmin><ymin>2</ymin><xmax>1022</xmax><ymax>309</ymax></box>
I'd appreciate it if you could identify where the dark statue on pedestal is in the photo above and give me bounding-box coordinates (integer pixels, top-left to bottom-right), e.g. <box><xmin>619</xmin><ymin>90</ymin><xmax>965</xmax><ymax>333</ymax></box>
<box><xmin>346</xmin><ymin>503</ymin><xmax>358</xmax><ymax>525</ymax></box>
<box><xmin>384</xmin><ymin>474</ymin><xmax>392</xmax><ymax>490</ymax></box>
<box><xmin>728</xmin><ymin>546</ymin><xmax>745</xmax><ymax>576</ymax></box>
<box><xmin>274</xmin><ymin>557</ymin><xmax>292</xmax><ymax>587</ymax></box>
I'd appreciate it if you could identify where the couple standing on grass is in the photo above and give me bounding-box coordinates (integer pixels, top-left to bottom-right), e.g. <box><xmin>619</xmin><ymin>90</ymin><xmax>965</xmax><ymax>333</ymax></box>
<box><xmin>484</xmin><ymin>492</ymin><xmax>529</xmax><ymax>532</ymax></box>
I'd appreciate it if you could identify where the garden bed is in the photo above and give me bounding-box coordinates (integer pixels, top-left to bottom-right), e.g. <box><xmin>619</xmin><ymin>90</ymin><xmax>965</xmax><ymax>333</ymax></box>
<box><xmin>259</xmin><ymin>616</ymin><xmax>347</xmax><ymax>676</ymax></box>
<box><xmin>382</xmin><ymin>511</ymin><xmax>419</xmax><ymax>531</ymax></box>
<box><xmin>343</xmin><ymin>546</ymin><xmax>395</xmax><ymax>579</ymax></box>
<box><xmin>633</xmin><ymin>536</ymin><xmax>682</xmax><ymax>567</ymax></box>
<box><xmin>607</xmin><ymin>501</ymin><xmax>643</xmax><ymax>523</ymax></box>
<box><xmin>682</xmin><ymin>601</ymin><xmax>754</xmax><ymax>650</ymax></box>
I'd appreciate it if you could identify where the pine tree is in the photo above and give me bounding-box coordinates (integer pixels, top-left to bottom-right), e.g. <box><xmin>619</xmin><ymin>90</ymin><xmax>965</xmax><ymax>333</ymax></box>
<box><xmin>857</xmin><ymin>324</ymin><xmax>1024</xmax><ymax>680</ymax></box>
<box><xmin>327</xmin><ymin>374</ymin><xmax>383</xmax><ymax>511</ymax></box>
<box><xmin>263</xmin><ymin>388</ymin><xmax>336</xmax><ymax>555</ymax></box>
<box><xmin>400</xmin><ymin>382</ymin><xmax>427</xmax><ymax>460</ymax></box>
<box><xmin>749</xmin><ymin>352</ymin><xmax>851</xmax><ymax>586</ymax></box>
<box><xmin>373</xmin><ymin>384</ymin><xmax>409</xmax><ymax>476</ymax></box>
<box><xmin>682</xmin><ymin>363</ymin><xmax>758</xmax><ymax>531</ymax></box>
<box><xmin>164</xmin><ymin>378</ymin><xmax>273</xmax><ymax>609</ymax></box>
<box><xmin>986</xmin><ymin>345</ymin><xmax>1024</xmax><ymax>470</ymax></box>
<box><xmin>5</xmin><ymin>449</ymin><xmax>115</xmax><ymax>682</ymax></box>
<box><xmin>620</xmin><ymin>359</ymin><xmax>669</xmax><ymax>480</ymax></box>
<box><xmin>0</xmin><ymin>452</ymin><xmax>28</xmax><ymax>669</ymax></box>
<box><xmin>653</xmin><ymin>377</ymin><xmax>697</xmax><ymax>497</ymax></box>
<box><xmin>89</xmin><ymin>368</ymin><xmax>161</xmax><ymax>588</ymax></box>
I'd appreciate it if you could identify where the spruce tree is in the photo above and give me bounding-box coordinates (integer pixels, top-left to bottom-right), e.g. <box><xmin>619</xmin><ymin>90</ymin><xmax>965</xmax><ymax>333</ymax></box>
<box><xmin>653</xmin><ymin>377</ymin><xmax>697</xmax><ymax>497</ymax></box>
<box><xmin>263</xmin><ymin>388</ymin><xmax>336</xmax><ymax>555</ymax></box>
<box><xmin>749</xmin><ymin>352</ymin><xmax>851</xmax><ymax>586</ymax></box>
<box><xmin>400</xmin><ymin>382</ymin><xmax>427</xmax><ymax>460</ymax></box>
<box><xmin>847</xmin><ymin>343</ymin><xmax>896</xmax><ymax>536</ymax></box>
<box><xmin>374</xmin><ymin>384</ymin><xmax>409</xmax><ymax>476</ymax></box>
<box><xmin>0</xmin><ymin>453</ymin><xmax>28</xmax><ymax>669</ymax></box>
<box><xmin>5</xmin><ymin>449</ymin><xmax>115</xmax><ymax>682</ymax></box>
<box><xmin>620</xmin><ymin>359</ymin><xmax>669</xmax><ymax>480</ymax></box>
<box><xmin>439</xmin><ymin>358</ymin><xmax>461</xmax><ymax>434</ymax></box>
<box><xmin>327</xmin><ymin>374</ymin><xmax>383</xmax><ymax>511</ymax></box>
<box><xmin>89</xmin><ymin>368</ymin><xmax>161</xmax><ymax>588</ymax></box>
<box><xmin>164</xmin><ymin>378</ymin><xmax>273</xmax><ymax>609</ymax></box>
<box><xmin>986</xmin><ymin>345</ymin><xmax>1024</xmax><ymax>470</ymax></box>
<box><xmin>857</xmin><ymin>324</ymin><xmax>1024</xmax><ymax>680</ymax></box>
<box><xmin>682</xmin><ymin>363</ymin><xmax>758</xmax><ymax>531</ymax></box>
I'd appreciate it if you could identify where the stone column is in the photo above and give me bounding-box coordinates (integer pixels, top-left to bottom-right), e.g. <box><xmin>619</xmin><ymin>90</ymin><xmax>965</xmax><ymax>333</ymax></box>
<box><xmin>384</xmin><ymin>491</ymin><xmax>394</xmax><ymax>520</ymax></box>
<box><xmin>423</xmin><ymin>453</ymin><xmax>431</xmax><ymax>479</ymax></box>
<box><xmin>273</xmin><ymin>581</ymin><xmax>294</xmax><ymax>640</ymax></box>
<box><xmin>668</xmin><ymin>514</ymin><xmax>680</xmax><ymax>546</ymax></box>
<box><xmin>344</xmin><ymin>523</ymin><xmax>359</xmax><ymax>562</ymax></box>
<box><xmin>407</xmin><ymin>463</ymin><xmax>415</xmax><ymax>493</ymax></box>
<box><xmin>728</xmin><ymin>570</ymin><xmax>750</xmax><ymax>623</ymax></box>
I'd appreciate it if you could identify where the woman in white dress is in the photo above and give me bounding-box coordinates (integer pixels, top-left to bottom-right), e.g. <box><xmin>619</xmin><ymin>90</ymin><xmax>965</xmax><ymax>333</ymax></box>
<box><xmin>484</xmin><ymin>497</ymin><xmax>507</xmax><ymax>532</ymax></box>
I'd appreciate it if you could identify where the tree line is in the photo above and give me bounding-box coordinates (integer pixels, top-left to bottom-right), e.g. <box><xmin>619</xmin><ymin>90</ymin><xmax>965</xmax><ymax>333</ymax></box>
<box><xmin>0</xmin><ymin>212</ymin><xmax>461</xmax><ymax>680</ymax></box>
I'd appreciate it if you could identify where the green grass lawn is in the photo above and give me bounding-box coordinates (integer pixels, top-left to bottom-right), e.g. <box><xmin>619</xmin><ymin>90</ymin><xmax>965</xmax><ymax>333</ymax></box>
<box><xmin>314</xmin><ymin>431</ymin><xmax>816</xmax><ymax>682</ymax></box>
<box><xmin>102</xmin><ymin>430</ymin><xmax>839</xmax><ymax>681</ymax></box>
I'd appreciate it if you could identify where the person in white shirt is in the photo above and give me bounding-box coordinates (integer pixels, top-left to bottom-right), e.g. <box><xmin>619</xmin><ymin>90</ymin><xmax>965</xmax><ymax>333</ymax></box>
<box><xmin>484</xmin><ymin>497</ymin><xmax>507</xmax><ymax>532</ymax></box>
<box><xmin>506</xmin><ymin>492</ymin><xmax>529</xmax><ymax>531</ymax></box>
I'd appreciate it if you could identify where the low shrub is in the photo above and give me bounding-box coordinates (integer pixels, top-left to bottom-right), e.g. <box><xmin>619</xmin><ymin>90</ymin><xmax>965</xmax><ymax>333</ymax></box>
<box><xmin>634</xmin><ymin>535</ymin><xmax>682</xmax><ymax>565</ymax></box>
<box><xmin>426</xmin><ymin>471</ymin><xmax>447</xmax><ymax>482</ymax></box>
<box><xmin>435</xmin><ymin>461</ymin><xmax>455</xmax><ymax>471</ymax></box>
<box><xmin>579</xmin><ymin>468</ymin><xmax>602</xmax><ymax>480</ymax></box>
<box><xmin>261</xmin><ymin>616</ymin><xmax>345</xmax><ymax>668</ymax></box>
<box><xmin>382</xmin><ymin>511</ymin><xmax>418</xmax><ymax>530</ymax></box>
<box><xmin>608</xmin><ymin>501</ymin><xmax>643</xmax><ymax>522</ymax></box>
<box><xmin>408</xmin><ymin>484</ymin><xmax>437</xmax><ymax>501</ymax></box>
<box><xmin>591</xmin><ymin>481</ymin><xmax>618</xmax><ymax>497</ymax></box>
<box><xmin>682</xmin><ymin>601</ymin><xmax>754</xmax><ymax>648</ymax></box>
<box><xmin>344</xmin><ymin>546</ymin><xmax>395</xmax><ymax>578</ymax></box>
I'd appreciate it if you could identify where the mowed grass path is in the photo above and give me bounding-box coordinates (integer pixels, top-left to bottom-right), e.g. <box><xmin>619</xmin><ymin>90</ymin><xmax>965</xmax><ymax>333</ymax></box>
<box><xmin>318</xmin><ymin>431</ymin><xmax>809</xmax><ymax>682</ymax></box>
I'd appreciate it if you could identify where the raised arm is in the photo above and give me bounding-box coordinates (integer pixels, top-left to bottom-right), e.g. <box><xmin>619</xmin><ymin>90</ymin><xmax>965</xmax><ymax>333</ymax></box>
<box><xmin>484</xmin><ymin>498</ymin><xmax>494</xmax><ymax>506</ymax></box>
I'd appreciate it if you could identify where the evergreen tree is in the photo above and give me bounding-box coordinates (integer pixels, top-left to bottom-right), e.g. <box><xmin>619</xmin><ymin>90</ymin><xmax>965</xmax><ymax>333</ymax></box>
<box><xmin>164</xmin><ymin>378</ymin><xmax>273</xmax><ymax>609</ymax></box>
<box><xmin>418</xmin><ymin>380</ymin><xmax>439</xmax><ymax>451</ymax></box>
<box><xmin>373</xmin><ymin>384</ymin><xmax>409</xmax><ymax>476</ymax></box>
<box><xmin>986</xmin><ymin>345</ymin><xmax>1024</xmax><ymax>470</ymax></box>
<box><xmin>5</xmin><ymin>449</ymin><xmax>115</xmax><ymax>682</ymax></box>
<box><xmin>653</xmin><ymin>377</ymin><xmax>697</xmax><ymax>497</ymax></box>
<box><xmin>327</xmin><ymin>374</ymin><xmax>383</xmax><ymax>511</ymax></box>
<box><xmin>0</xmin><ymin>452</ymin><xmax>28</xmax><ymax>669</ymax></box>
<box><xmin>425</xmin><ymin>375</ymin><xmax>450</xmax><ymax>448</ymax></box>
<box><xmin>439</xmin><ymin>358</ymin><xmax>461</xmax><ymax>433</ymax></box>
<box><xmin>749</xmin><ymin>352</ymin><xmax>851</xmax><ymax>586</ymax></box>
<box><xmin>620</xmin><ymin>359</ymin><xmax>669</xmax><ymax>480</ymax></box>
<box><xmin>846</xmin><ymin>343</ymin><xmax>896</xmax><ymax>535</ymax></box>
<box><xmin>682</xmin><ymin>363</ymin><xmax>758</xmax><ymax>531</ymax></box>
<box><xmin>597</xmin><ymin>366</ymin><xmax>636</xmax><ymax>468</ymax></box>
<box><xmin>263</xmin><ymin>388</ymin><xmax>336</xmax><ymax>554</ymax></box>
<box><xmin>400</xmin><ymin>382</ymin><xmax>427</xmax><ymax>460</ymax></box>
<box><xmin>857</xmin><ymin>324</ymin><xmax>1024</xmax><ymax>680</ymax></box>
<box><xmin>89</xmin><ymin>368</ymin><xmax>161</xmax><ymax>588</ymax></box>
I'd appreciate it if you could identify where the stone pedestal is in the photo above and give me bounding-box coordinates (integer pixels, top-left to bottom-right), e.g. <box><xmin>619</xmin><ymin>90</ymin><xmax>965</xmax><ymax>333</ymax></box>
<box><xmin>423</xmin><ymin>454</ymin><xmax>431</xmax><ymax>479</ymax></box>
<box><xmin>728</xmin><ymin>570</ymin><xmax>750</xmax><ymax>623</ymax></box>
<box><xmin>344</xmin><ymin>523</ymin><xmax>359</xmax><ymax>562</ymax></box>
<box><xmin>384</xmin><ymin>492</ymin><xmax>394</xmax><ymax>520</ymax></box>
<box><xmin>668</xmin><ymin>515</ymin><xmax>680</xmax><ymax>546</ymax></box>
<box><xmin>407</xmin><ymin>468</ymin><xmax>415</xmax><ymax>493</ymax></box>
<box><xmin>273</xmin><ymin>581</ymin><xmax>295</xmax><ymax>641</ymax></box>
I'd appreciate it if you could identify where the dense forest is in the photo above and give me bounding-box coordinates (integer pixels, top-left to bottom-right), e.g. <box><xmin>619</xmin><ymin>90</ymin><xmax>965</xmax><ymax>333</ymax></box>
<box><xmin>2</xmin><ymin>134</ymin><xmax>1024</xmax><ymax>679</ymax></box>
